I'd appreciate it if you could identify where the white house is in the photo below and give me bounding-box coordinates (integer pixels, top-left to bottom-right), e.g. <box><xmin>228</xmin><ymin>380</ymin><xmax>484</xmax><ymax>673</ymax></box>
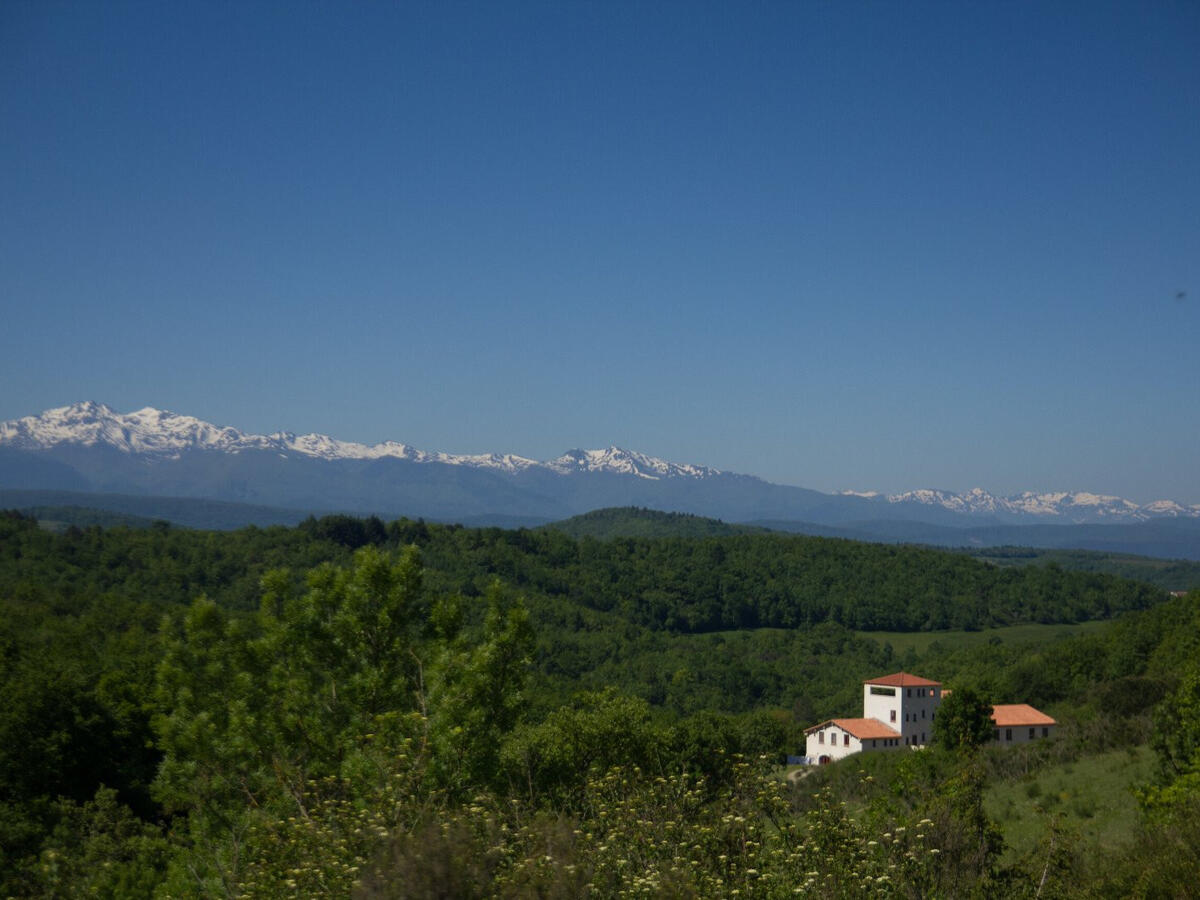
<box><xmin>990</xmin><ymin>704</ymin><xmax>1057</xmax><ymax>744</ymax></box>
<box><xmin>805</xmin><ymin>717</ymin><xmax>903</xmax><ymax>763</ymax></box>
<box><xmin>803</xmin><ymin>671</ymin><xmax>1057</xmax><ymax>764</ymax></box>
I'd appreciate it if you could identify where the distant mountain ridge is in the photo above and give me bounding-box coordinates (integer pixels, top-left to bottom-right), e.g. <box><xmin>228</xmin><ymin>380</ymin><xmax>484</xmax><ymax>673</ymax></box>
<box><xmin>862</xmin><ymin>487</ymin><xmax>1200</xmax><ymax>523</ymax></box>
<box><xmin>0</xmin><ymin>402</ymin><xmax>719</xmax><ymax>479</ymax></box>
<box><xmin>1</xmin><ymin>403</ymin><xmax>1197</xmax><ymax>534</ymax></box>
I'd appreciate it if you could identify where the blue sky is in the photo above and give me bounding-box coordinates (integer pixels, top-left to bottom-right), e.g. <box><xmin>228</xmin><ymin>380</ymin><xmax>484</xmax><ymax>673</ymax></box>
<box><xmin>2</xmin><ymin>1</ymin><xmax>1198</xmax><ymax>502</ymax></box>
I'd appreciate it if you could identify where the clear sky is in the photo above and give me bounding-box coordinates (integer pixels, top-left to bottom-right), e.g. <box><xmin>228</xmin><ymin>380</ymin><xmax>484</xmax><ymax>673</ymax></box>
<box><xmin>2</xmin><ymin>1</ymin><xmax>1198</xmax><ymax>503</ymax></box>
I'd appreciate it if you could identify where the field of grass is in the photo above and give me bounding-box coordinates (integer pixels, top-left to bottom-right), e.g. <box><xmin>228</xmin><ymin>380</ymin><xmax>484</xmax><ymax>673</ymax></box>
<box><xmin>857</xmin><ymin>620</ymin><xmax>1111</xmax><ymax>657</ymax></box>
<box><xmin>985</xmin><ymin>744</ymin><xmax>1156</xmax><ymax>863</ymax></box>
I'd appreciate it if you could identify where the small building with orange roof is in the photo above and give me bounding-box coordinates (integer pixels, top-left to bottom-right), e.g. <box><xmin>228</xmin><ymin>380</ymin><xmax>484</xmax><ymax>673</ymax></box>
<box><xmin>990</xmin><ymin>704</ymin><xmax>1057</xmax><ymax>744</ymax></box>
<box><xmin>804</xmin><ymin>717</ymin><xmax>902</xmax><ymax>763</ymax></box>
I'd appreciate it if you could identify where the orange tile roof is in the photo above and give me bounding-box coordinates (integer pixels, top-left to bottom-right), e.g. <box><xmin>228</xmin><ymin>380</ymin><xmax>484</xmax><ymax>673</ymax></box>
<box><xmin>805</xmin><ymin>718</ymin><xmax>901</xmax><ymax>739</ymax></box>
<box><xmin>864</xmin><ymin>671</ymin><xmax>941</xmax><ymax>688</ymax></box>
<box><xmin>991</xmin><ymin>704</ymin><xmax>1056</xmax><ymax>727</ymax></box>
<box><xmin>834</xmin><ymin>718</ymin><xmax>903</xmax><ymax>739</ymax></box>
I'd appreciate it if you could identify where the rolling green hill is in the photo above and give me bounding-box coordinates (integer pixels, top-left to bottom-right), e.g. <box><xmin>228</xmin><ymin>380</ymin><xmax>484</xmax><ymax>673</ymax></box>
<box><xmin>544</xmin><ymin>506</ymin><xmax>770</xmax><ymax>539</ymax></box>
<box><xmin>963</xmin><ymin>545</ymin><xmax>1200</xmax><ymax>592</ymax></box>
<box><xmin>0</xmin><ymin>488</ymin><xmax>318</xmax><ymax>530</ymax></box>
<box><xmin>21</xmin><ymin>504</ymin><xmax>163</xmax><ymax>531</ymax></box>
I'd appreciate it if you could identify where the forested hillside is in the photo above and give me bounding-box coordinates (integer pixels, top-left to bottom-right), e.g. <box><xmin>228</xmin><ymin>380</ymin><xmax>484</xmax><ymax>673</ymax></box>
<box><xmin>2</xmin><ymin>510</ymin><xmax>1164</xmax><ymax>632</ymax></box>
<box><xmin>414</xmin><ymin>521</ymin><xmax>1164</xmax><ymax>633</ymax></box>
<box><xmin>2</xmin><ymin>510</ymin><xmax>1198</xmax><ymax>896</ymax></box>
<box><xmin>546</xmin><ymin>506</ymin><xmax>769</xmax><ymax>539</ymax></box>
<box><xmin>965</xmin><ymin>545</ymin><xmax>1200</xmax><ymax>592</ymax></box>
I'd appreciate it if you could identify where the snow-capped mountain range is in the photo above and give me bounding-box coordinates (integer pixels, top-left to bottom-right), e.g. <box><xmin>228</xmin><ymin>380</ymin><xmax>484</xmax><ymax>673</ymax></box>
<box><xmin>844</xmin><ymin>487</ymin><xmax>1200</xmax><ymax>522</ymax></box>
<box><xmin>0</xmin><ymin>402</ymin><xmax>720</xmax><ymax>480</ymax></box>
<box><xmin>1</xmin><ymin>402</ymin><xmax>1197</xmax><ymax>526</ymax></box>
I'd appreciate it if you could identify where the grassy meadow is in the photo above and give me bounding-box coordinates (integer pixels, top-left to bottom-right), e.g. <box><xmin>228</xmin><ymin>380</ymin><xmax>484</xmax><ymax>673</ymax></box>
<box><xmin>986</xmin><ymin>744</ymin><xmax>1156</xmax><ymax>861</ymax></box>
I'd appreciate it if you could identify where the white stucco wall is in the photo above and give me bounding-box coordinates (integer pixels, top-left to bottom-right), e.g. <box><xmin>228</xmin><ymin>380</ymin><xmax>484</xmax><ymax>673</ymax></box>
<box><xmin>863</xmin><ymin>682</ymin><xmax>942</xmax><ymax>746</ymax></box>
<box><xmin>805</xmin><ymin>724</ymin><xmax>904</xmax><ymax>762</ymax></box>
<box><xmin>992</xmin><ymin>724</ymin><xmax>1056</xmax><ymax>745</ymax></box>
<box><xmin>862</xmin><ymin>685</ymin><xmax>901</xmax><ymax>729</ymax></box>
<box><xmin>805</xmin><ymin>725</ymin><xmax>860</xmax><ymax>762</ymax></box>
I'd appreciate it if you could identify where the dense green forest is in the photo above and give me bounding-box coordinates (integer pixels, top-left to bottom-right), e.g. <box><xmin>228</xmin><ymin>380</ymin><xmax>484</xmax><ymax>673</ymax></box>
<box><xmin>552</xmin><ymin>507</ymin><xmax>1200</xmax><ymax>593</ymax></box>
<box><xmin>964</xmin><ymin>544</ymin><xmax>1200</xmax><ymax>593</ymax></box>
<box><xmin>2</xmin><ymin>509</ymin><xmax>1198</xmax><ymax>896</ymax></box>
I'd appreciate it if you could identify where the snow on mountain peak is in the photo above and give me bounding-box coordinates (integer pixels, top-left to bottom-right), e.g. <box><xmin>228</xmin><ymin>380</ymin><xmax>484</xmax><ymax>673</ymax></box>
<box><xmin>3</xmin><ymin>404</ymin><xmax>1195</xmax><ymax>516</ymax></box>
<box><xmin>0</xmin><ymin>403</ymin><xmax>720</xmax><ymax>480</ymax></box>
<box><xmin>1143</xmin><ymin>499</ymin><xmax>1193</xmax><ymax>516</ymax></box>
<box><xmin>548</xmin><ymin>446</ymin><xmax>721</xmax><ymax>479</ymax></box>
<box><xmin>879</xmin><ymin>485</ymin><xmax>1196</xmax><ymax>522</ymax></box>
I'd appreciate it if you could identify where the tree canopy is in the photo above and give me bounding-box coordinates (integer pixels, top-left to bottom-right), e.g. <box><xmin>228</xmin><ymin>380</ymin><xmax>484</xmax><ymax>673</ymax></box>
<box><xmin>934</xmin><ymin>686</ymin><xmax>995</xmax><ymax>751</ymax></box>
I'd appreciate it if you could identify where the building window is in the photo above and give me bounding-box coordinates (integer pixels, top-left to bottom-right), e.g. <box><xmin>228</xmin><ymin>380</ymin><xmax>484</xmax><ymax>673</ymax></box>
<box><xmin>1029</xmin><ymin>728</ymin><xmax>1036</xmax><ymax>739</ymax></box>
<box><xmin>1042</xmin><ymin>727</ymin><xmax>1049</xmax><ymax>738</ymax></box>
<box><xmin>818</xmin><ymin>732</ymin><xmax>824</xmax><ymax>745</ymax></box>
<box><xmin>890</xmin><ymin>710</ymin><xmax>896</xmax><ymax>722</ymax></box>
<box><xmin>1005</xmin><ymin>729</ymin><xmax>1012</xmax><ymax>741</ymax></box>
<box><xmin>922</xmin><ymin>709</ymin><xmax>926</xmax><ymax>718</ymax></box>
<box><xmin>843</xmin><ymin>734</ymin><xmax>849</xmax><ymax>747</ymax></box>
<box><xmin>907</xmin><ymin>688</ymin><xmax>912</xmax><ymax>698</ymax></box>
<box><xmin>922</xmin><ymin>732</ymin><xmax>926</xmax><ymax>743</ymax></box>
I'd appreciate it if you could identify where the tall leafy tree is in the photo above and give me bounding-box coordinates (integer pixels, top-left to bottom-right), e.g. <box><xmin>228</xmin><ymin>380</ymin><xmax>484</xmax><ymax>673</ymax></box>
<box><xmin>1140</xmin><ymin>662</ymin><xmax>1200</xmax><ymax>822</ymax></box>
<box><xmin>933</xmin><ymin>686</ymin><xmax>995</xmax><ymax>752</ymax></box>
<box><xmin>152</xmin><ymin>546</ymin><xmax>431</xmax><ymax>894</ymax></box>
<box><xmin>429</xmin><ymin>580</ymin><xmax>534</xmax><ymax>793</ymax></box>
